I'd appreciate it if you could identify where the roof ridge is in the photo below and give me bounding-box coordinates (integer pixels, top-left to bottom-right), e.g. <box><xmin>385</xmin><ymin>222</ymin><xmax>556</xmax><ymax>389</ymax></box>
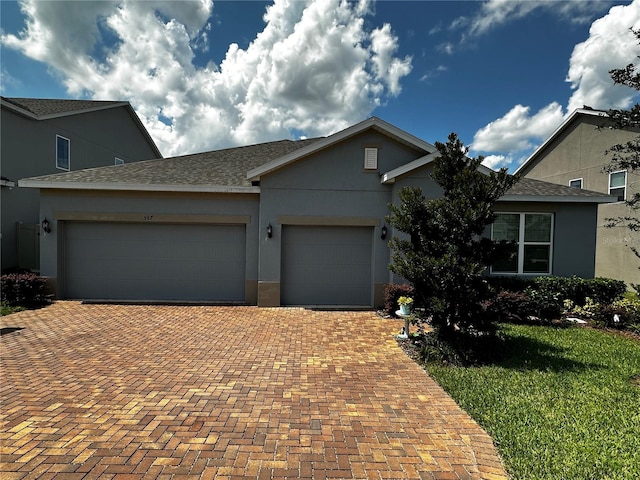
<box><xmin>1</xmin><ymin>96</ymin><xmax>128</xmax><ymax>117</ymax></box>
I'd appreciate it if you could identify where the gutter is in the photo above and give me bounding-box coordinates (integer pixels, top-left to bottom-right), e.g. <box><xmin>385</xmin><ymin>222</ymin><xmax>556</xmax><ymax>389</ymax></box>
<box><xmin>18</xmin><ymin>179</ymin><xmax>260</xmax><ymax>194</ymax></box>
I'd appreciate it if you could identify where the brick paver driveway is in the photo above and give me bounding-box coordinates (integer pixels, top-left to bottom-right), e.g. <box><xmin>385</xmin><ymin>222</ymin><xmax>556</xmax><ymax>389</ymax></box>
<box><xmin>1</xmin><ymin>303</ymin><xmax>507</xmax><ymax>480</ymax></box>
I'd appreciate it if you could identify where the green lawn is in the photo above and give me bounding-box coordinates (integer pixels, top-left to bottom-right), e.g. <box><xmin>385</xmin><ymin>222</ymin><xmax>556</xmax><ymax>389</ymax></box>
<box><xmin>425</xmin><ymin>324</ymin><xmax>640</xmax><ymax>480</ymax></box>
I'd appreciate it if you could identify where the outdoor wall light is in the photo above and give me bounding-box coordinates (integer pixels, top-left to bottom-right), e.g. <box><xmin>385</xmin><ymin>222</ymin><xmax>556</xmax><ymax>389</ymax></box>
<box><xmin>267</xmin><ymin>223</ymin><xmax>273</xmax><ymax>238</ymax></box>
<box><xmin>41</xmin><ymin>218</ymin><xmax>51</xmax><ymax>234</ymax></box>
<box><xmin>381</xmin><ymin>225</ymin><xmax>387</xmax><ymax>239</ymax></box>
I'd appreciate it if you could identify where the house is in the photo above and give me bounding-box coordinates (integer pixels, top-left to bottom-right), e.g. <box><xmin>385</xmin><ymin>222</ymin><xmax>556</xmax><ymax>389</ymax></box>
<box><xmin>0</xmin><ymin>97</ymin><xmax>162</xmax><ymax>272</ymax></box>
<box><xmin>516</xmin><ymin>108</ymin><xmax>639</xmax><ymax>286</ymax></box>
<box><xmin>19</xmin><ymin>117</ymin><xmax>614</xmax><ymax>307</ymax></box>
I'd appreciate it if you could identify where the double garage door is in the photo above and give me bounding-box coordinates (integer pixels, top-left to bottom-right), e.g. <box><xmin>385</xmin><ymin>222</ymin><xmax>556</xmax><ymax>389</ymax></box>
<box><xmin>64</xmin><ymin>222</ymin><xmax>245</xmax><ymax>302</ymax></box>
<box><xmin>281</xmin><ymin>226</ymin><xmax>373</xmax><ymax>306</ymax></box>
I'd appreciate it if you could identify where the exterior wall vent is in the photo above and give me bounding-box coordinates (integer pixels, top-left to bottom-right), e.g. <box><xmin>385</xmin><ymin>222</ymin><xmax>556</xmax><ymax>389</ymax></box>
<box><xmin>364</xmin><ymin>148</ymin><xmax>378</xmax><ymax>170</ymax></box>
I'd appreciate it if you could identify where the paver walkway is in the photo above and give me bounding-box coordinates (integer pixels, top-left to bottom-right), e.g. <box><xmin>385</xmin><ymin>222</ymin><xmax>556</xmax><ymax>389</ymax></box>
<box><xmin>1</xmin><ymin>303</ymin><xmax>508</xmax><ymax>480</ymax></box>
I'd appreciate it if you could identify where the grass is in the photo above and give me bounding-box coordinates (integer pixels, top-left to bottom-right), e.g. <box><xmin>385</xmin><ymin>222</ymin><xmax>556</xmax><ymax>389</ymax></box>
<box><xmin>425</xmin><ymin>324</ymin><xmax>640</xmax><ymax>480</ymax></box>
<box><xmin>0</xmin><ymin>302</ymin><xmax>25</xmax><ymax>316</ymax></box>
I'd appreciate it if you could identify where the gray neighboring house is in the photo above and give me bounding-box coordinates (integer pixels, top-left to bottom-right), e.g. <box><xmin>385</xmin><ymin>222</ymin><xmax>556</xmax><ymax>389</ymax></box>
<box><xmin>1</xmin><ymin>97</ymin><xmax>162</xmax><ymax>272</ymax></box>
<box><xmin>20</xmin><ymin>117</ymin><xmax>614</xmax><ymax>307</ymax></box>
<box><xmin>516</xmin><ymin>108</ymin><xmax>640</xmax><ymax>286</ymax></box>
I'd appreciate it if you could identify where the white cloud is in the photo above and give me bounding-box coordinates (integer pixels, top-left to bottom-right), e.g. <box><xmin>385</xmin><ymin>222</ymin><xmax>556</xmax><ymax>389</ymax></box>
<box><xmin>472</xmin><ymin>103</ymin><xmax>564</xmax><ymax>153</ymax></box>
<box><xmin>420</xmin><ymin>65</ymin><xmax>447</xmax><ymax>82</ymax></box>
<box><xmin>481</xmin><ymin>154</ymin><xmax>510</xmax><ymax>170</ymax></box>
<box><xmin>471</xmin><ymin>0</ymin><xmax>640</xmax><ymax>171</ymax></box>
<box><xmin>1</xmin><ymin>0</ymin><xmax>412</xmax><ymax>157</ymax></box>
<box><xmin>456</xmin><ymin>0</ymin><xmax>608</xmax><ymax>39</ymax></box>
<box><xmin>566</xmin><ymin>0</ymin><xmax>640</xmax><ymax>112</ymax></box>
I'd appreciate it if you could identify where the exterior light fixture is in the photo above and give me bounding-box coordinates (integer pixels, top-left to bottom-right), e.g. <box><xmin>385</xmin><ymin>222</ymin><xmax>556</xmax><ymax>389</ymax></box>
<box><xmin>42</xmin><ymin>218</ymin><xmax>51</xmax><ymax>234</ymax></box>
<box><xmin>267</xmin><ymin>223</ymin><xmax>273</xmax><ymax>238</ymax></box>
<box><xmin>381</xmin><ymin>225</ymin><xmax>387</xmax><ymax>239</ymax></box>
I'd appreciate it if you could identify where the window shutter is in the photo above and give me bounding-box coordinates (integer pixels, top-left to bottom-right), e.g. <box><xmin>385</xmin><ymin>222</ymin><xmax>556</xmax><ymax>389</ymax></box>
<box><xmin>364</xmin><ymin>148</ymin><xmax>378</xmax><ymax>169</ymax></box>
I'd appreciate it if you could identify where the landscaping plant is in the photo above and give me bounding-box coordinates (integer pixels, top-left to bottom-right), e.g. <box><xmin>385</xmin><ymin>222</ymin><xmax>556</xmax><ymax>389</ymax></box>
<box><xmin>387</xmin><ymin>133</ymin><xmax>517</xmax><ymax>338</ymax></box>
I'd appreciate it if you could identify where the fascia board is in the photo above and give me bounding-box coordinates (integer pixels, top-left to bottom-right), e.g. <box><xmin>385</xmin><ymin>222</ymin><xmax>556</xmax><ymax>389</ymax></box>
<box><xmin>36</xmin><ymin>102</ymin><xmax>130</xmax><ymax>120</ymax></box>
<box><xmin>514</xmin><ymin>108</ymin><xmax>607</xmax><ymax>175</ymax></box>
<box><xmin>1</xmin><ymin>98</ymin><xmax>131</xmax><ymax>120</ymax></box>
<box><xmin>247</xmin><ymin>117</ymin><xmax>435</xmax><ymax>181</ymax></box>
<box><xmin>1</xmin><ymin>99</ymin><xmax>39</xmax><ymax>120</ymax></box>
<box><xmin>1</xmin><ymin>179</ymin><xmax>16</xmax><ymax>188</ymax></box>
<box><xmin>380</xmin><ymin>152</ymin><xmax>439</xmax><ymax>183</ymax></box>
<box><xmin>124</xmin><ymin>104</ymin><xmax>163</xmax><ymax>158</ymax></box>
<box><xmin>381</xmin><ymin>153</ymin><xmax>496</xmax><ymax>184</ymax></box>
<box><xmin>18</xmin><ymin>179</ymin><xmax>260</xmax><ymax>194</ymax></box>
<box><xmin>498</xmin><ymin>194</ymin><xmax>617</xmax><ymax>203</ymax></box>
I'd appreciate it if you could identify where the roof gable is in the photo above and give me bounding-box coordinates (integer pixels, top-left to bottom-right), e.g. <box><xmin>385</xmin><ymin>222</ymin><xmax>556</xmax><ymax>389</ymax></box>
<box><xmin>246</xmin><ymin>116</ymin><xmax>436</xmax><ymax>181</ymax></box>
<box><xmin>1</xmin><ymin>96</ymin><xmax>163</xmax><ymax>158</ymax></box>
<box><xmin>19</xmin><ymin>138</ymin><xmax>322</xmax><ymax>193</ymax></box>
<box><xmin>515</xmin><ymin>108</ymin><xmax>609</xmax><ymax>175</ymax></box>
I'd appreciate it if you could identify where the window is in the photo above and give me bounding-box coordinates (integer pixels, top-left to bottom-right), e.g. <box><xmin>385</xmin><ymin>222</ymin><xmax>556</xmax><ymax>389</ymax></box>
<box><xmin>364</xmin><ymin>147</ymin><xmax>378</xmax><ymax>170</ymax></box>
<box><xmin>56</xmin><ymin>135</ymin><xmax>70</xmax><ymax>170</ymax></box>
<box><xmin>609</xmin><ymin>170</ymin><xmax>627</xmax><ymax>202</ymax></box>
<box><xmin>569</xmin><ymin>178</ymin><xmax>583</xmax><ymax>189</ymax></box>
<box><xmin>115</xmin><ymin>158</ymin><xmax>124</xmax><ymax>165</ymax></box>
<box><xmin>492</xmin><ymin>213</ymin><xmax>553</xmax><ymax>274</ymax></box>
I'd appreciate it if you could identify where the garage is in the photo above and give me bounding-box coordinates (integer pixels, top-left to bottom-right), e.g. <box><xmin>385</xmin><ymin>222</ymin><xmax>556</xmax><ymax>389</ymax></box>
<box><xmin>281</xmin><ymin>226</ymin><xmax>373</xmax><ymax>306</ymax></box>
<box><xmin>63</xmin><ymin>222</ymin><xmax>246</xmax><ymax>302</ymax></box>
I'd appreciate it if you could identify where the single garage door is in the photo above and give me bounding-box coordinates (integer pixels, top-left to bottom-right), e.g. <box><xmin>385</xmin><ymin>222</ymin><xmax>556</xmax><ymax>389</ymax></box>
<box><xmin>281</xmin><ymin>226</ymin><xmax>372</xmax><ymax>306</ymax></box>
<box><xmin>64</xmin><ymin>222</ymin><xmax>245</xmax><ymax>302</ymax></box>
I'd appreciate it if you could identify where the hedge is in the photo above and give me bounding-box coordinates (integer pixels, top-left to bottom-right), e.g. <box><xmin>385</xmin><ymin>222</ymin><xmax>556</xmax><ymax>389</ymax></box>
<box><xmin>1</xmin><ymin>273</ymin><xmax>51</xmax><ymax>308</ymax></box>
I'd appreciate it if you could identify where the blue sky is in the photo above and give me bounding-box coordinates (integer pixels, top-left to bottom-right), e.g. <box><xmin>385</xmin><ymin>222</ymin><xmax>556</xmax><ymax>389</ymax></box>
<box><xmin>1</xmin><ymin>0</ymin><xmax>639</xmax><ymax>170</ymax></box>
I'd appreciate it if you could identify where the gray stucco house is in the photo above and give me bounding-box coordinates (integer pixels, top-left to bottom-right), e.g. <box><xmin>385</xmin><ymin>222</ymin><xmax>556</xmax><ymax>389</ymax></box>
<box><xmin>516</xmin><ymin>108</ymin><xmax>639</xmax><ymax>286</ymax></box>
<box><xmin>20</xmin><ymin>117</ymin><xmax>614</xmax><ymax>307</ymax></box>
<box><xmin>1</xmin><ymin>97</ymin><xmax>162</xmax><ymax>272</ymax></box>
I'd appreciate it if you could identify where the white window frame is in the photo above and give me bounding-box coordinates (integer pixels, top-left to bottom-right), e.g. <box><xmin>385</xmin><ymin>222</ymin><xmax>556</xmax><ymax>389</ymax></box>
<box><xmin>364</xmin><ymin>147</ymin><xmax>378</xmax><ymax>170</ymax></box>
<box><xmin>115</xmin><ymin>157</ymin><xmax>124</xmax><ymax>165</ymax></box>
<box><xmin>56</xmin><ymin>135</ymin><xmax>70</xmax><ymax>171</ymax></box>
<box><xmin>608</xmin><ymin>170</ymin><xmax>627</xmax><ymax>202</ymax></box>
<box><xmin>491</xmin><ymin>212</ymin><xmax>554</xmax><ymax>275</ymax></box>
<box><xmin>569</xmin><ymin>178</ymin><xmax>583</xmax><ymax>189</ymax></box>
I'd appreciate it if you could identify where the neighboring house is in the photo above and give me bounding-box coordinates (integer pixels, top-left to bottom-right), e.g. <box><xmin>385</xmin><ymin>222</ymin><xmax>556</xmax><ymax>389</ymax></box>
<box><xmin>20</xmin><ymin>117</ymin><xmax>614</xmax><ymax>307</ymax></box>
<box><xmin>516</xmin><ymin>108</ymin><xmax>640</xmax><ymax>286</ymax></box>
<box><xmin>0</xmin><ymin>97</ymin><xmax>162</xmax><ymax>272</ymax></box>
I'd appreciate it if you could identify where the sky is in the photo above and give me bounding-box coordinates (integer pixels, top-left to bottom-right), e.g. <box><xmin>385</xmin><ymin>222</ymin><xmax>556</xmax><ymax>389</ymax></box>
<box><xmin>1</xmin><ymin>0</ymin><xmax>639</xmax><ymax>171</ymax></box>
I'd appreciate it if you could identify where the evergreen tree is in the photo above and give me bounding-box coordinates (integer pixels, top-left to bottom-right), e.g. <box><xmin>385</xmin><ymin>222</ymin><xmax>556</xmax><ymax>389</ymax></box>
<box><xmin>387</xmin><ymin>133</ymin><xmax>517</xmax><ymax>338</ymax></box>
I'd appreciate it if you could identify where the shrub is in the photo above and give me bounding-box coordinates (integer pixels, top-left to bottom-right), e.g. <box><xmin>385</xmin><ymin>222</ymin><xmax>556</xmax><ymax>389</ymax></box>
<box><xmin>416</xmin><ymin>329</ymin><xmax>506</xmax><ymax>366</ymax></box>
<box><xmin>486</xmin><ymin>290</ymin><xmax>533</xmax><ymax>324</ymax></box>
<box><xmin>486</xmin><ymin>276</ymin><xmax>535</xmax><ymax>294</ymax></box>
<box><xmin>383</xmin><ymin>283</ymin><xmax>414</xmax><ymax>316</ymax></box>
<box><xmin>524</xmin><ymin>286</ymin><xmax>563</xmax><ymax>322</ymax></box>
<box><xmin>1</xmin><ymin>273</ymin><xmax>51</xmax><ymax>308</ymax></box>
<box><xmin>587</xmin><ymin>277</ymin><xmax>627</xmax><ymax>305</ymax></box>
<box><xmin>488</xmin><ymin>276</ymin><xmax>627</xmax><ymax>306</ymax></box>
<box><xmin>591</xmin><ymin>303</ymin><xmax>627</xmax><ymax>329</ymax></box>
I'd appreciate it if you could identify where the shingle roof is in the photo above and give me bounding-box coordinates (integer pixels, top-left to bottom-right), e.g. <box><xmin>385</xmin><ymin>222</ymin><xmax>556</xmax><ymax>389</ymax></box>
<box><xmin>23</xmin><ymin>138</ymin><xmax>324</xmax><ymax>188</ymax></box>
<box><xmin>503</xmin><ymin>177</ymin><xmax>615</xmax><ymax>201</ymax></box>
<box><xmin>1</xmin><ymin>97</ymin><xmax>127</xmax><ymax>117</ymax></box>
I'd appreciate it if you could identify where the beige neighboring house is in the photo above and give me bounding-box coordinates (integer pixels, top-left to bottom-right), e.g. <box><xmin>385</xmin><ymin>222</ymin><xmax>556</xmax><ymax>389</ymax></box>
<box><xmin>516</xmin><ymin>108</ymin><xmax>639</xmax><ymax>286</ymax></box>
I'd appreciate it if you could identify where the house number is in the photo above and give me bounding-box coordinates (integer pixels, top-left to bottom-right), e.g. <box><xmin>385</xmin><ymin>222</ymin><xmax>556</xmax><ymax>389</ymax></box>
<box><xmin>143</xmin><ymin>215</ymin><xmax>154</xmax><ymax>221</ymax></box>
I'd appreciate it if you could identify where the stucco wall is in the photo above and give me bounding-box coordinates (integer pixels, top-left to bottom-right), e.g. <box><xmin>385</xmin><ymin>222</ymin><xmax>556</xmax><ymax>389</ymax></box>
<box><xmin>521</xmin><ymin>114</ymin><xmax>639</xmax><ymax>285</ymax></box>
<box><xmin>38</xmin><ymin>189</ymin><xmax>260</xmax><ymax>302</ymax></box>
<box><xmin>494</xmin><ymin>201</ymin><xmax>599</xmax><ymax>278</ymax></box>
<box><xmin>1</xmin><ymin>106</ymin><xmax>159</xmax><ymax>271</ymax></box>
<box><xmin>257</xmin><ymin>130</ymin><xmax>423</xmax><ymax>306</ymax></box>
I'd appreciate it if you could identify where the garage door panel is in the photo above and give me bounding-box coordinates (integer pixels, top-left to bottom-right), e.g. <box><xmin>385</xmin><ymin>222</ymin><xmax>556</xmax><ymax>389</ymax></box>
<box><xmin>281</xmin><ymin>226</ymin><xmax>372</xmax><ymax>306</ymax></box>
<box><xmin>65</xmin><ymin>222</ymin><xmax>245</xmax><ymax>301</ymax></box>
